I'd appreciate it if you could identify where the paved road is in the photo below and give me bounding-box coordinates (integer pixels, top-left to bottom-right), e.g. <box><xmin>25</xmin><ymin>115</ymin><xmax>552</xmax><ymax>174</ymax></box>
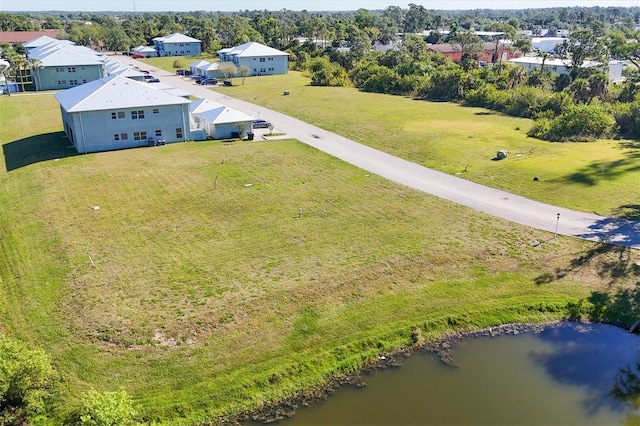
<box><xmin>122</xmin><ymin>56</ymin><xmax>640</xmax><ymax>249</ymax></box>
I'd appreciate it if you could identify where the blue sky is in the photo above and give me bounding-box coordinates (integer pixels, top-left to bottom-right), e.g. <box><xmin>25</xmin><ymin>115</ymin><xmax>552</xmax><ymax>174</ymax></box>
<box><xmin>1</xmin><ymin>0</ymin><xmax>638</xmax><ymax>12</ymax></box>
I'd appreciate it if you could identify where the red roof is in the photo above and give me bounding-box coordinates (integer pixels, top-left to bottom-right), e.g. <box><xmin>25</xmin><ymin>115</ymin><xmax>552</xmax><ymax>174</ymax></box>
<box><xmin>0</xmin><ymin>30</ymin><xmax>62</xmax><ymax>44</ymax></box>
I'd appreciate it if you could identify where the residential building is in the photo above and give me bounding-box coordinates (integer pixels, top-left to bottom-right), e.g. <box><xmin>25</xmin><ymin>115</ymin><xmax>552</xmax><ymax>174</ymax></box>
<box><xmin>153</xmin><ymin>33</ymin><xmax>201</xmax><ymax>56</ymax></box>
<box><xmin>531</xmin><ymin>37</ymin><xmax>567</xmax><ymax>53</ymax></box>
<box><xmin>131</xmin><ymin>45</ymin><xmax>157</xmax><ymax>57</ymax></box>
<box><xmin>427</xmin><ymin>42</ymin><xmax>519</xmax><ymax>64</ymax></box>
<box><xmin>189</xmin><ymin>99</ymin><xmax>254</xmax><ymax>139</ymax></box>
<box><xmin>26</xmin><ymin>37</ymin><xmax>145</xmax><ymax>90</ymax></box>
<box><xmin>217</xmin><ymin>41</ymin><xmax>289</xmax><ymax>76</ymax></box>
<box><xmin>507</xmin><ymin>57</ymin><xmax>625</xmax><ymax>82</ymax></box>
<box><xmin>0</xmin><ymin>30</ymin><xmax>62</xmax><ymax>46</ymax></box>
<box><xmin>54</xmin><ymin>75</ymin><xmax>199</xmax><ymax>154</ymax></box>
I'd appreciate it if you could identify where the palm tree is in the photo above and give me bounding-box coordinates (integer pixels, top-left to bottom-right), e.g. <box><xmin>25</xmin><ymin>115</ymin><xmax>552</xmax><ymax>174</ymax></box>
<box><xmin>8</xmin><ymin>54</ymin><xmax>27</xmax><ymax>92</ymax></box>
<box><xmin>27</xmin><ymin>57</ymin><xmax>43</xmax><ymax>92</ymax></box>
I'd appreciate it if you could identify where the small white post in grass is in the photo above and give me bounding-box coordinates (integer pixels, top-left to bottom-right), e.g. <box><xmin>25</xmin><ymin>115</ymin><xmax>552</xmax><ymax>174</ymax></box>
<box><xmin>298</xmin><ymin>208</ymin><xmax>303</xmax><ymax>218</ymax></box>
<box><xmin>88</xmin><ymin>255</ymin><xmax>95</xmax><ymax>267</ymax></box>
<box><xmin>554</xmin><ymin>213</ymin><xmax>560</xmax><ymax>239</ymax></box>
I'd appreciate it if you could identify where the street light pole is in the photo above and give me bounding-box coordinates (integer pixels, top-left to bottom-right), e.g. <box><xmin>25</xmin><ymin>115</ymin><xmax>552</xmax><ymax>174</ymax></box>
<box><xmin>554</xmin><ymin>213</ymin><xmax>560</xmax><ymax>238</ymax></box>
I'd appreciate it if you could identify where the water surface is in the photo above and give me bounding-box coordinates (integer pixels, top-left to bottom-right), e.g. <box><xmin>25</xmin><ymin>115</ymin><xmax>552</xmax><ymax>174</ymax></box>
<box><xmin>269</xmin><ymin>323</ymin><xmax>640</xmax><ymax>425</ymax></box>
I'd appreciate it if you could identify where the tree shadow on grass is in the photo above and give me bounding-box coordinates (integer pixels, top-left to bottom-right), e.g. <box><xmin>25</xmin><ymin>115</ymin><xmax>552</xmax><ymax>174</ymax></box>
<box><xmin>552</xmin><ymin>141</ymin><xmax>640</xmax><ymax>187</ymax></box>
<box><xmin>534</xmin><ymin>240</ymin><xmax>640</xmax><ymax>287</ymax></box>
<box><xmin>3</xmin><ymin>131</ymin><xmax>76</xmax><ymax>171</ymax></box>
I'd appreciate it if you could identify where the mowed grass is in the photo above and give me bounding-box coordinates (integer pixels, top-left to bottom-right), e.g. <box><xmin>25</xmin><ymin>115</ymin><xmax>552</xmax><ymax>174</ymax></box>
<box><xmin>213</xmin><ymin>71</ymin><xmax>640</xmax><ymax>217</ymax></box>
<box><xmin>1</xmin><ymin>93</ymin><xmax>638</xmax><ymax>423</ymax></box>
<box><xmin>139</xmin><ymin>55</ymin><xmax>218</xmax><ymax>73</ymax></box>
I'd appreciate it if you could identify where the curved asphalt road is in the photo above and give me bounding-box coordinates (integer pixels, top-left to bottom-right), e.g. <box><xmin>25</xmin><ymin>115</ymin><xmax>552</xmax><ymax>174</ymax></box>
<box><xmin>123</xmin><ymin>57</ymin><xmax>640</xmax><ymax>249</ymax></box>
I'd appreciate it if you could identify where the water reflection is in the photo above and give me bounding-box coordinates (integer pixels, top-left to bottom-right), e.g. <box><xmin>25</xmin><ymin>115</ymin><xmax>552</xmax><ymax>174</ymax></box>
<box><xmin>253</xmin><ymin>323</ymin><xmax>640</xmax><ymax>426</ymax></box>
<box><xmin>531</xmin><ymin>323</ymin><xmax>639</xmax><ymax>415</ymax></box>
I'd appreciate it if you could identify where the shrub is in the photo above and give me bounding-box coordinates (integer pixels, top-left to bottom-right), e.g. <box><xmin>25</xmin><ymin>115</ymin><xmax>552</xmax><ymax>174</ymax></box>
<box><xmin>76</xmin><ymin>389</ymin><xmax>137</xmax><ymax>426</ymax></box>
<box><xmin>0</xmin><ymin>337</ymin><xmax>57</xmax><ymax>424</ymax></box>
<box><xmin>529</xmin><ymin>104</ymin><xmax>616</xmax><ymax>141</ymax></box>
<box><xmin>611</xmin><ymin>101</ymin><xmax>640</xmax><ymax>139</ymax></box>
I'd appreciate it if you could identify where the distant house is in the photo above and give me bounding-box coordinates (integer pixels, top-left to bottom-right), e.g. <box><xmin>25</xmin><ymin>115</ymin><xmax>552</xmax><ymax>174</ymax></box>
<box><xmin>131</xmin><ymin>45</ymin><xmax>157</xmax><ymax>58</ymax></box>
<box><xmin>217</xmin><ymin>41</ymin><xmax>289</xmax><ymax>76</ymax></box>
<box><xmin>26</xmin><ymin>37</ymin><xmax>145</xmax><ymax>90</ymax></box>
<box><xmin>189</xmin><ymin>99</ymin><xmax>254</xmax><ymax>139</ymax></box>
<box><xmin>28</xmin><ymin>42</ymin><xmax>106</xmax><ymax>90</ymax></box>
<box><xmin>189</xmin><ymin>59</ymin><xmax>209</xmax><ymax>77</ymax></box>
<box><xmin>0</xmin><ymin>30</ymin><xmax>62</xmax><ymax>46</ymax></box>
<box><xmin>197</xmin><ymin>61</ymin><xmax>222</xmax><ymax>79</ymax></box>
<box><xmin>54</xmin><ymin>75</ymin><xmax>199</xmax><ymax>154</ymax></box>
<box><xmin>531</xmin><ymin>37</ymin><xmax>566</xmax><ymax>53</ymax></box>
<box><xmin>153</xmin><ymin>33</ymin><xmax>201</xmax><ymax>57</ymax></box>
<box><xmin>427</xmin><ymin>42</ymin><xmax>518</xmax><ymax>65</ymax></box>
<box><xmin>507</xmin><ymin>57</ymin><xmax>625</xmax><ymax>82</ymax></box>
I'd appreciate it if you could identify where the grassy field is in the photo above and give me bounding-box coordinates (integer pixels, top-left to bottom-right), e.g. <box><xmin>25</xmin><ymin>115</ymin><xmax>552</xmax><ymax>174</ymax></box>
<box><xmin>1</xmin><ymin>93</ymin><xmax>639</xmax><ymax>424</ymax></box>
<box><xmin>212</xmin><ymin>71</ymin><xmax>640</xmax><ymax>218</ymax></box>
<box><xmin>139</xmin><ymin>55</ymin><xmax>218</xmax><ymax>73</ymax></box>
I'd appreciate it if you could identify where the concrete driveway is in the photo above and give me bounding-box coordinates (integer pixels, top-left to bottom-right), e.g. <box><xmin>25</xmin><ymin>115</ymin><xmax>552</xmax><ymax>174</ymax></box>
<box><xmin>120</xmin><ymin>56</ymin><xmax>640</xmax><ymax>249</ymax></box>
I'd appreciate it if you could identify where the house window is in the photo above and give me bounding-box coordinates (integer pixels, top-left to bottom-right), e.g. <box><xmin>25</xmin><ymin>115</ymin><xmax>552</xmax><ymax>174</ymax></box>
<box><xmin>133</xmin><ymin>131</ymin><xmax>147</xmax><ymax>141</ymax></box>
<box><xmin>114</xmin><ymin>134</ymin><xmax>120</xmax><ymax>141</ymax></box>
<box><xmin>55</xmin><ymin>67</ymin><xmax>64</xmax><ymax>72</ymax></box>
<box><xmin>111</xmin><ymin>111</ymin><xmax>125</xmax><ymax>120</ymax></box>
<box><xmin>268</xmin><ymin>68</ymin><xmax>274</xmax><ymax>72</ymax></box>
<box><xmin>152</xmin><ymin>108</ymin><xmax>159</xmax><ymax>114</ymax></box>
<box><xmin>120</xmin><ymin>133</ymin><xmax>128</xmax><ymax>140</ymax></box>
<box><xmin>131</xmin><ymin>110</ymin><xmax>145</xmax><ymax>119</ymax></box>
<box><xmin>268</xmin><ymin>57</ymin><xmax>273</xmax><ymax>61</ymax></box>
<box><xmin>67</xmin><ymin>67</ymin><xmax>76</xmax><ymax>73</ymax></box>
<box><xmin>57</xmin><ymin>80</ymin><xmax>66</xmax><ymax>85</ymax></box>
<box><xmin>155</xmin><ymin>129</ymin><xmax>162</xmax><ymax>137</ymax></box>
<box><xmin>259</xmin><ymin>57</ymin><xmax>266</xmax><ymax>62</ymax></box>
<box><xmin>69</xmin><ymin>80</ymin><xmax>78</xmax><ymax>85</ymax></box>
<box><xmin>82</xmin><ymin>80</ymin><xmax>87</xmax><ymax>84</ymax></box>
<box><xmin>176</xmin><ymin>128</ymin><xmax>183</xmax><ymax>138</ymax></box>
<box><xmin>260</xmin><ymin>68</ymin><xmax>266</xmax><ymax>73</ymax></box>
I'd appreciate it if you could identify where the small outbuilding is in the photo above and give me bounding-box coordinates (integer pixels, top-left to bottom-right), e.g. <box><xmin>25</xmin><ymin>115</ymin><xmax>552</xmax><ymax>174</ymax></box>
<box><xmin>189</xmin><ymin>99</ymin><xmax>254</xmax><ymax>139</ymax></box>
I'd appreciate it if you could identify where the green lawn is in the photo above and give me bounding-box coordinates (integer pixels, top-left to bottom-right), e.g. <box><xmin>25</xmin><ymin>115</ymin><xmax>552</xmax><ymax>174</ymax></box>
<box><xmin>213</xmin><ymin>71</ymin><xmax>640</xmax><ymax>218</ymax></box>
<box><xmin>139</xmin><ymin>55</ymin><xmax>219</xmax><ymax>73</ymax></box>
<box><xmin>1</xmin><ymin>93</ymin><xmax>638</xmax><ymax>424</ymax></box>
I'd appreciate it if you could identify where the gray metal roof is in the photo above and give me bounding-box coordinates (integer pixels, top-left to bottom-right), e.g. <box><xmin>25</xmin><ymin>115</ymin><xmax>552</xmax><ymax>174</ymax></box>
<box><xmin>224</xmin><ymin>41</ymin><xmax>288</xmax><ymax>58</ymax></box>
<box><xmin>54</xmin><ymin>74</ymin><xmax>190</xmax><ymax>112</ymax></box>
<box><xmin>153</xmin><ymin>33</ymin><xmax>201</xmax><ymax>43</ymax></box>
<box><xmin>190</xmin><ymin>98</ymin><xmax>254</xmax><ymax>124</ymax></box>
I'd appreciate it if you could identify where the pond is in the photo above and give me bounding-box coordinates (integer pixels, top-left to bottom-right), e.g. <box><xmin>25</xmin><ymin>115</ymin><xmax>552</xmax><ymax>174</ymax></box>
<box><xmin>253</xmin><ymin>323</ymin><xmax>640</xmax><ymax>425</ymax></box>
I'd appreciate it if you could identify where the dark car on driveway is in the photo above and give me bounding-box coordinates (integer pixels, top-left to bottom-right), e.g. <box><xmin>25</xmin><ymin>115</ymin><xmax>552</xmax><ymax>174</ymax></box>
<box><xmin>147</xmin><ymin>78</ymin><xmax>160</xmax><ymax>83</ymax></box>
<box><xmin>252</xmin><ymin>119</ymin><xmax>271</xmax><ymax>129</ymax></box>
<box><xmin>199</xmin><ymin>78</ymin><xmax>217</xmax><ymax>85</ymax></box>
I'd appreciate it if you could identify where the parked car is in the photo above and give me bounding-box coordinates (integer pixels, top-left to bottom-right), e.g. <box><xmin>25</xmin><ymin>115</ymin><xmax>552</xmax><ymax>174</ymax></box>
<box><xmin>142</xmin><ymin>74</ymin><xmax>154</xmax><ymax>81</ymax></box>
<box><xmin>199</xmin><ymin>78</ymin><xmax>217</xmax><ymax>85</ymax></box>
<box><xmin>132</xmin><ymin>53</ymin><xmax>145</xmax><ymax>59</ymax></box>
<box><xmin>147</xmin><ymin>78</ymin><xmax>160</xmax><ymax>83</ymax></box>
<box><xmin>176</xmin><ymin>69</ymin><xmax>188</xmax><ymax>76</ymax></box>
<box><xmin>252</xmin><ymin>119</ymin><xmax>271</xmax><ymax>129</ymax></box>
<box><xmin>223</xmin><ymin>80</ymin><xmax>233</xmax><ymax>86</ymax></box>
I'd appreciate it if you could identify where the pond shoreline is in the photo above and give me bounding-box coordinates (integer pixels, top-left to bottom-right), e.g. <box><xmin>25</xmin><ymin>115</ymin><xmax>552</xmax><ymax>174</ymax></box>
<box><xmin>225</xmin><ymin>321</ymin><xmax>570</xmax><ymax>425</ymax></box>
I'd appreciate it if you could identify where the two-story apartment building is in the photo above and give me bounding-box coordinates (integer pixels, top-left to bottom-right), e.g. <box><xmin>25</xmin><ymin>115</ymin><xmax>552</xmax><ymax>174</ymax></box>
<box><xmin>54</xmin><ymin>75</ymin><xmax>196</xmax><ymax>153</ymax></box>
<box><xmin>217</xmin><ymin>42</ymin><xmax>289</xmax><ymax>76</ymax></box>
<box><xmin>153</xmin><ymin>33</ymin><xmax>201</xmax><ymax>57</ymax></box>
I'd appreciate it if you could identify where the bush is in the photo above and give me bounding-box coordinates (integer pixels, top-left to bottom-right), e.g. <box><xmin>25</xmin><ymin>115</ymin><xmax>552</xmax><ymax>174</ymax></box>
<box><xmin>505</xmin><ymin>86</ymin><xmax>550</xmax><ymax>118</ymax></box>
<box><xmin>75</xmin><ymin>389</ymin><xmax>137</xmax><ymax>426</ymax></box>
<box><xmin>529</xmin><ymin>104</ymin><xmax>616</xmax><ymax>141</ymax></box>
<box><xmin>0</xmin><ymin>337</ymin><xmax>57</xmax><ymax>424</ymax></box>
<box><xmin>611</xmin><ymin>101</ymin><xmax>640</xmax><ymax>139</ymax></box>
